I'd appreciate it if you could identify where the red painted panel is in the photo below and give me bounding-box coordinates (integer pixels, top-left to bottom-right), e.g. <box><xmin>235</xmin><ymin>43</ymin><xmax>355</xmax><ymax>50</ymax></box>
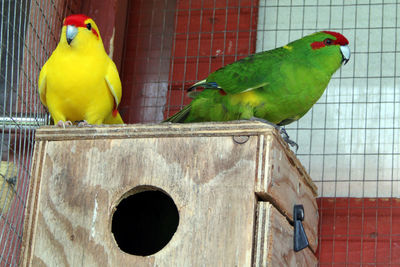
<box><xmin>318</xmin><ymin>198</ymin><xmax>400</xmax><ymax>265</ymax></box>
<box><xmin>81</xmin><ymin>0</ymin><xmax>128</xmax><ymax>72</ymax></box>
<box><xmin>120</xmin><ymin>0</ymin><xmax>176</xmax><ymax>123</ymax></box>
<box><xmin>164</xmin><ymin>0</ymin><xmax>259</xmax><ymax>119</ymax></box>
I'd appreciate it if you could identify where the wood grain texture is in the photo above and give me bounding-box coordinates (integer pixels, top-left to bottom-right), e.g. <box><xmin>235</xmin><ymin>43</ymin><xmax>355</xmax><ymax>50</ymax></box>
<box><xmin>21</xmin><ymin>141</ymin><xmax>46</xmax><ymax>266</ymax></box>
<box><xmin>256</xmin><ymin>134</ymin><xmax>319</xmax><ymax>252</ymax></box>
<box><xmin>253</xmin><ymin>202</ymin><xmax>317</xmax><ymax>267</ymax></box>
<box><xmin>22</xmin><ymin>122</ymin><xmax>319</xmax><ymax>266</ymax></box>
<box><xmin>33</xmin><ymin>121</ymin><xmax>277</xmax><ymax>141</ymax></box>
<box><xmin>22</xmin><ymin>134</ymin><xmax>258</xmax><ymax>266</ymax></box>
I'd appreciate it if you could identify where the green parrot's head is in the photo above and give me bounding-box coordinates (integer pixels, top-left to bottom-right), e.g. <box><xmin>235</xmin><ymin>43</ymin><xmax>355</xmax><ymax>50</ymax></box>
<box><xmin>288</xmin><ymin>31</ymin><xmax>350</xmax><ymax>74</ymax></box>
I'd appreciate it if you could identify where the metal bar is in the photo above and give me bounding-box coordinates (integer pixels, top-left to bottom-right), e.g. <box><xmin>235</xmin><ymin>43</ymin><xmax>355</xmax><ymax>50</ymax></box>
<box><xmin>0</xmin><ymin>116</ymin><xmax>48</xmax><ymax>129</ymax></box>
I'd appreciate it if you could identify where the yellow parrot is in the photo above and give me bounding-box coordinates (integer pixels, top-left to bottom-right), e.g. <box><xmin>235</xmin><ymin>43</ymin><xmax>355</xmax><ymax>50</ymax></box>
<box><xmin>38</xmin><ymin>14</ymin><xmax>124</xmax><ymax>126</ymax></box>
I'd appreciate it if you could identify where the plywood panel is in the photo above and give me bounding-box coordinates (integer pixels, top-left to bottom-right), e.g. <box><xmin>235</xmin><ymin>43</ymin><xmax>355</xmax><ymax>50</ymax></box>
<box><xmin>256</xmin><ymin>134</ymin><xmax>319</xmax><ymax>252</ymax></box>
<box><xmin>22</xmin><ymin>132</ymin><xmax>258</xmax><ymax>266</ymax></box>
<box><xmin>21</xmin><ymin>122</ymin><xmax>319</xmax><ymax>266</ymax></box>
<box><xmin>253</xmin><ymin>202</ymin><xmax>317</xmax><ymax>267</ymax></box>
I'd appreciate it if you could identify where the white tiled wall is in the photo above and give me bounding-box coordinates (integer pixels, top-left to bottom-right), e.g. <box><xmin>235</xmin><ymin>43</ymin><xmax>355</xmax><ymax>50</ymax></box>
<box><xmin>257</xmin><ymin>0</ymin><xmax>399</xmax><ymax>197</ymax></box>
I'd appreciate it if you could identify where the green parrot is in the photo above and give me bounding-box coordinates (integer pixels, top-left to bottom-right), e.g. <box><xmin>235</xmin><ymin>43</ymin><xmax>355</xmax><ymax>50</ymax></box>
<box><xmin>164</xmin><ymin>31</ymin><xmax>350</xmax><ymax>147</ymax></box>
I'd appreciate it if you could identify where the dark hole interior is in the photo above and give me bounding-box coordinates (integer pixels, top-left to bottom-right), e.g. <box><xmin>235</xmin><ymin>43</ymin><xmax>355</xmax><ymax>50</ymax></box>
<box><xmin>112</xmin><ymin>190</ymin><xmax>179</xmax><ymax>256</ymax></box>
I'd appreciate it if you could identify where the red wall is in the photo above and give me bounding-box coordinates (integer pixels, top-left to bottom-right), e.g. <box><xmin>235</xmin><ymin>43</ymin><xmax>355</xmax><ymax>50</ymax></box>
<box><xmin>119</xmin><ymin>0</ymin><xmax>259</xmax><ymax>123</ymax></box>
<box><xmin>318</xmin><ymin>198</ymin><xmax>400</xmax><ymax>265</ymax></box>
<box><xmin>120</xmin><ymin>0</ymin><xmax>176</xmax><ymax>123</ymax></box>
<box><xmin>165</xmin><ymin>0</ymin><xmax>259</xmax><ymax>119</ymax></box>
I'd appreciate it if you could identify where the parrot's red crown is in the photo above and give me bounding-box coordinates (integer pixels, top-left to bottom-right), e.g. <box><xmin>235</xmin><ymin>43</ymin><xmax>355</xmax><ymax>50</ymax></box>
<box><xmin>63</xmin><ymin>14</ymin><xmax>99</xmax><ymax>39</ymax></box>
<box><xmin>311</xmin><ymin>31</ymin><xmax>348</xmax><ymax>50</ymax></box>
<box><xmin>323</xmin><ymin>31</ymin><xmax>349</xmax><ymax>45</ymax></box>
<box><xmin>63</xmin><ymin>14</ymin><xmax>90</xmax><ymax>27</ymax></box>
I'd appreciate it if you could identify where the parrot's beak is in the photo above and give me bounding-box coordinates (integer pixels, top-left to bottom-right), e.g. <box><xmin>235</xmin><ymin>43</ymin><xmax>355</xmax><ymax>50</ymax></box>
<box><xmin>66</xmin><ymin>25</ymin><xmax>78</xmax><ymax>45</ymax></box>
<box><xmin>340</xmin><ymin>45</ymin><xmax>350</xmax><ymax>65</ymax></box>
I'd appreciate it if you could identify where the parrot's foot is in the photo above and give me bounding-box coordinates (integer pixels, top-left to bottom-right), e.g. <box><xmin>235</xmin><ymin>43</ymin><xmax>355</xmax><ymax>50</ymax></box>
<box><xmin>279</xmin><ymin>128</ymin><xmax>299</xmax><ymax>152</ymax></box>
<box><xmin>248</xmin><ymin>117</ymin><xmax>298</xmax><ymax>151</ymax></box>
<box><xmin>76</xmin><ymin>120</ymin><xmax>89</xmax><ymax>127</ymax></box>
<box><xmin>57</xmin><ymin>120</ymin><xmax>73</xmax><ymax>128</ymax></box>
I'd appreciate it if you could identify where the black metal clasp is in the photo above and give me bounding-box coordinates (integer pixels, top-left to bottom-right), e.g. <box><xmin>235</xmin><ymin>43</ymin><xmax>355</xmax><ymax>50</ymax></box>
<box><xmin>293</xmin><ymin>204</ymin><xmax>309</xmax><ymax>252</ymax></box>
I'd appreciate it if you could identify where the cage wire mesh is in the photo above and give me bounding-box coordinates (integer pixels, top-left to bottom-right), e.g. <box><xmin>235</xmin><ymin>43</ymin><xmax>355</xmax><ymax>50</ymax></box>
<box><xmin>164</xmin><ymin>0</ymin><xmax>259</xmax><ymax>120</ymax></box>
<box><xmin>120</xmin><ymin>0</ymin><xmax>177</xmax><ymax>123</ymax></box>
<box><xmin>253</xmin><ymin>1</ymin><xmax>400</xmax><ymax>265</ymax></box>
<box><xmin>0</xmin><ymin>0</ymin><xmax>80</xmax><ymax>265</ymax></box>
<box><xmin>257</xmin><ymin>0</ymin><xmax>399</xmax><ymax>199</ymax></box>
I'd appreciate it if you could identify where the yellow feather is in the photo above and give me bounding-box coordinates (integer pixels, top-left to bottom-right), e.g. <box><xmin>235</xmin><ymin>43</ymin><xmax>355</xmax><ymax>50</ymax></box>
<box><xmin>283</xmin><ymin>45</ymin><xmax>293</xmax><ymax>51</ymax></box>
<box><xmin>104</xmin><ymin>110</ymin><xmax>124</xmax><ymax>124</ymax></box>
<box><xmin>230</xmin><ymin>90</ymin><xmax>262</xmax><ymax>106</ymax></box>
<box><xmin>38</xmin><ymin>16</ymin><xmax>123</xmax><ymax>125</ymax></box>
<box><xmin>38</xmin><ymin>63</ymin><xmax>48</xmax><ymax>107</ymax></box>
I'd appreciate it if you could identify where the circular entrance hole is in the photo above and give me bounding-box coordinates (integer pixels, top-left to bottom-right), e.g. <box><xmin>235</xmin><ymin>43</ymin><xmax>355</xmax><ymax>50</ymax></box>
<box><xmin>111</xmin><ymin>187</ymin><xmax>179</xmax><ymax>256</ymax></box>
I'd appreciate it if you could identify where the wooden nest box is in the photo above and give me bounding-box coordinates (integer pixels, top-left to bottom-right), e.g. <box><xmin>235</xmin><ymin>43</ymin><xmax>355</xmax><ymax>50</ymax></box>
<box><xmin>21</xmin><ymin>121</ymin><xmax>318</xmax><ymax>266</ymax></box>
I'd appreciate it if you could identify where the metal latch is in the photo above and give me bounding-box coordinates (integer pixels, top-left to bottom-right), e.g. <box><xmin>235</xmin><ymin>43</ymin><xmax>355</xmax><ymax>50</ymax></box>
<box><xmin>293</xmin><ymin>204</ymin><xmax>309</xmax><ymax>252</ymax></box>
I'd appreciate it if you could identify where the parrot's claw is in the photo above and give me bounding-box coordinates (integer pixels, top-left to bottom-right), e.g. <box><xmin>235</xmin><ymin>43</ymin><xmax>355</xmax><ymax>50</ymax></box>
<box><xmin>56</xmin><ymin>120</ymin><xmax>73</xmax><ymax>128</ymax></box>
<box><xmin>248</xmin><ymin>117</ymin><xmax>298</xmax><ymax>151</ymax></box>
<box><xmin>76</xmin><ymin>120</ymin><xmax>89</xmax><ymax>127</ymax></box>
<box><xmin>279</xmin><ymin>128</ymin><xmax>299</xmax><ymax>151</ymax></box>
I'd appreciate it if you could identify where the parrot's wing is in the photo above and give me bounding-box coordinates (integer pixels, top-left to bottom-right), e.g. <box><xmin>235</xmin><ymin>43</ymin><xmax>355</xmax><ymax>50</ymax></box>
<box><xmin>38</xmin><ymin>63</ymin><xmax>48</xmax><ymax>107</ymax></box>
<box><xmin>105</xmin><ymin>60</ymin><xmax>122</xmax><ymax>109</ymax></box>
<box><xmin>198</xmin><ymin>49</ymin><xmax>285</xmax><ymax>95</ymax></box>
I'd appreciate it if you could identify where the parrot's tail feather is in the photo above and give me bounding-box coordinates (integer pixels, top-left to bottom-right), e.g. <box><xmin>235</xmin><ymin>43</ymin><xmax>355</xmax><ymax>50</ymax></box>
<box><xmin>163</xmin><ymin>104</ymin><xmax>191</xmax><ymax>123</ymax></box>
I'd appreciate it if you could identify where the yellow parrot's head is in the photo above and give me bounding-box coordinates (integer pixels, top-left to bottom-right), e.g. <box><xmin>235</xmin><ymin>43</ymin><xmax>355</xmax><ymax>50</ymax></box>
<box><xmin>61</xmin><ymin>14</ymin><xmax>102</xmax><ymax>48</ymax></box>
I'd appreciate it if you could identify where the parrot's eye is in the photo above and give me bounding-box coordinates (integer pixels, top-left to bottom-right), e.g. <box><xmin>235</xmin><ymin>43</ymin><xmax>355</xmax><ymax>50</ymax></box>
<box><xmin>324</xmin><ymin>38</ymin><xmax>333</xmax><ymax>45</ymax></box>
<box><xmin>86</xmin><ymin>23</ymin><xmax>92</xmax><ymax>30</ymax></box>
